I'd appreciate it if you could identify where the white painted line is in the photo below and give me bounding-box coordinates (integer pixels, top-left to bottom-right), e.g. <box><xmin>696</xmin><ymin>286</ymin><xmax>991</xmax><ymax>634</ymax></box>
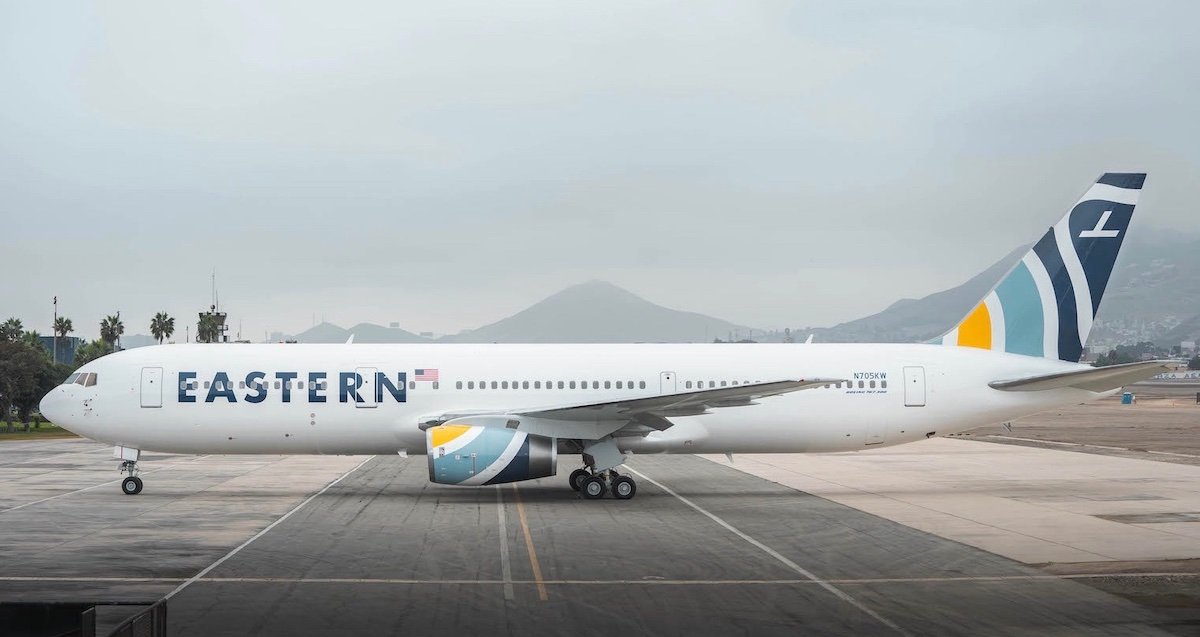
<box><xmin>625</xmin><ymin>466</ymin><xmax>911</xmax><ymax>637</ymax></box>
<box><xmin>162</xmin><ymin>456</ymin><xmax>373</xmax><ymax>601</ymax></box>
<box><xmin>1147</xmin><ymin>450</ymin><xmax>1200</xmax><ymax>459</ymax></box>
<box><xmin>0</xmin><ymin>456</ymin><xmax>211</xmax><ymax>514</ymax></box>
<box><xmin>986</xmin><ymin>435</ymin><xmax>1079</xmax><ymax>447</ymax></box>
<box><xmin>495</xmin><ymin>485</ymin><xmax>515</xmax><ymax>601</ymax></box>
<box><xmin>987</xmin><ymin>435</ymin><xmax>1200</xmax><ymax>459</ymax></box>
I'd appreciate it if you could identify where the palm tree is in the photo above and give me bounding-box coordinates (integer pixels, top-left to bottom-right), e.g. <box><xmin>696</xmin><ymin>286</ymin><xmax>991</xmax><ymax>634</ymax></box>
<box><xmin>53</xmin><ymin>317</ymin><xmax>73</xmax><ymax>363</ymax></box>
<box><xmin>21</xmin><ymin>330</ymin><xmax>48</xmax><ymax>356</ymax></box>
<box><xmin>100</xmin><ymin>314</ymin><xmax>124</xmax><ymax>349</ymax></box>
<box><xmin>0</xmin><ymin>317</ymin><xmax>23</xmax><ymax>342</ymax></box>
<box><xmin>197</xmin><ymin>313</ymin><xmax>219</xmax><ymax>343</ymax></box>
<box><xmin>150</xmin><ymin>312</ymin><xmax>175</xmax><ymax>344</ymax></box>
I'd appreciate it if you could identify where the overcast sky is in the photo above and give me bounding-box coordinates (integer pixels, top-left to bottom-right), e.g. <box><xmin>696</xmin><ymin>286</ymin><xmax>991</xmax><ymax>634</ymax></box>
<box><xmin>3</xmin><ymin>2</ymin><xmax>1198</xmax><ymax>341</ymax></box>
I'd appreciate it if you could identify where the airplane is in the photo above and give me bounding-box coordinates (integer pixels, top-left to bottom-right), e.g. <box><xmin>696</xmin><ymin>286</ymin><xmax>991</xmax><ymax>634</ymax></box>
<box><xmin>39</xmin><ymin>172</ymin><xmax>1170</xmax><ymax>500</ymax></box>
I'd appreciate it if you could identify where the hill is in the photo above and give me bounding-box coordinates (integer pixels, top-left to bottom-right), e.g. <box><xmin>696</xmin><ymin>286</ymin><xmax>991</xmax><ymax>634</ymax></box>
<box><xmin>292</xmin><ymin>322</ymin><xmax>428</xmax><ymax>344</ymax></box>
<box><xmin>442</xmin><ymin>281</ymin><xmax>750</xmax><ymax>343</ymax></box>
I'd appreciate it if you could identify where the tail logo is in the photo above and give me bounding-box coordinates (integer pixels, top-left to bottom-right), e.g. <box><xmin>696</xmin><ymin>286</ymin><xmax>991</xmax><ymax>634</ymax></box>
<box><xmin>938</xmin><ymin>172</ymin><xmax>1145</xmax><ymax>363</ymax></box>
<box><xmin>1078</xmin><ymin>210</ymin><xmax>1121</xmax><ymax>239</ymax></box>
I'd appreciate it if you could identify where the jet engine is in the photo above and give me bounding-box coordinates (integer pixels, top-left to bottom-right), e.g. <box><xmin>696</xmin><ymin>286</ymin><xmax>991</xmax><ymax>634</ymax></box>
<box><xmin>426</xmin><ymin>424</ymin><xmax>556</xmax><ymax>486</ymax></box>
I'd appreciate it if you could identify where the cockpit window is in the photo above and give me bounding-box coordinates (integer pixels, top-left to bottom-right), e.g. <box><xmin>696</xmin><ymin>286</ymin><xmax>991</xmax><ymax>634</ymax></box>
<box><xmin>84</xmin><ymin>373</ymin><xmax>97</xmax><ymax>387</ymax></box>
<box><xmin>74</xmin><ymin>373</ymin><xmax>97</xmax><ymax>387</ymax></box>
<box><xmin>65</xmin><ymin>373</ymin><xmax>81</xmax><ymax>385</ymax></box>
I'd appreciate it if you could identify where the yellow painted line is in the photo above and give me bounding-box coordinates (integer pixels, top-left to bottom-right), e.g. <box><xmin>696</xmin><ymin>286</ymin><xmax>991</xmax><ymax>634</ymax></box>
<box><xmin>511</xmin><ymin>483</ymin><xmax>548</xmax><ymax>601</ymax></box>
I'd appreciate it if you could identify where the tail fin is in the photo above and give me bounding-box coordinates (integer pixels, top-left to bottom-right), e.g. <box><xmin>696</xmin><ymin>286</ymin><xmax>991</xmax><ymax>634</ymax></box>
<box><xmin>937</xmin><ymin>172</ymin><xmax>1145</xmax><ymax>362</ymax></box>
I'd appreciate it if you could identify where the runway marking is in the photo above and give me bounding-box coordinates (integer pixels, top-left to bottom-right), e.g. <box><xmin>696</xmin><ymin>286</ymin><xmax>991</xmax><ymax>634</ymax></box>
<box><xmin>986</xmin><ymin>435</ymin><xmax>1200</xmax><ymax>459</ymax></box>
<box><xmin>511</xmin><ymin>484</ymin><xmax>548</xmax><ymax>601</ymax></box>
<box><xmin>625</xmin><ymin>465</ymin><xmax>911</xmax><ymax>637</ymax></box>
<box><xmin>162</xmin><ymin>456</ymin><xmax>374</xmax><ymax>601</ymax></box>
<box><xmin>10</xmin><ymin>573</ymin><xmax>1198</xmax><ymax>585</ymax></box>
<box><xmin>0</xmin><ymin>455</ymin><xmax>212</xmax><ymax>514</ymax></box>
<box><xmin>495</xmin><ymin>485</ymin><xmax>515</xmax><ymax>601</ymax></box>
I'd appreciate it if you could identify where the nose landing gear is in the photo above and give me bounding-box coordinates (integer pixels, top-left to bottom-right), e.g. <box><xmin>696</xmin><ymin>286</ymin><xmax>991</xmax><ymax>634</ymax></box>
<box><xmin>119</xmin><ymin>459</ymin><xmax>143</xmax><ymax>495</ymax></box>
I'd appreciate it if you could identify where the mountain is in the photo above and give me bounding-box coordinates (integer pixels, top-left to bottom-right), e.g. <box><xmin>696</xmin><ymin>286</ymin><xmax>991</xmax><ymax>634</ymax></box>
<box><xmin>808</xmin><ymin>231</ymin><xmax>1200</xmax><ymax>346</ymax></box>
<box><xmin>443</xmin><ymin>281</ymin><xmax>749</xmax><ymax>343</ymax></box>
<box><xmin>292</xmin><ymin>322</ymin><xmax>428</xmax><ymax>344</ymax></box>
<box><xmin>813</xmin><ymin>245</ymin><xmax>1026</xmax><ymax>343</ymax></box>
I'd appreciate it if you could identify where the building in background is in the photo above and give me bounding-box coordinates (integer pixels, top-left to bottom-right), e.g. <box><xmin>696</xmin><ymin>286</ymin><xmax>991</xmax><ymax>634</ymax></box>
<box><xmin>37</xmin><ymin>335</ymin><xmax>84</xmax><ymax>366</ymax></box>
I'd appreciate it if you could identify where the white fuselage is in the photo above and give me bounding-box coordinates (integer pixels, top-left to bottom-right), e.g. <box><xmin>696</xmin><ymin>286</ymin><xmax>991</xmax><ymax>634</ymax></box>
<box><xmin>41</xmin><ymin>343</ymin><xmax>1102</xmax><ymax>456</ymax></box>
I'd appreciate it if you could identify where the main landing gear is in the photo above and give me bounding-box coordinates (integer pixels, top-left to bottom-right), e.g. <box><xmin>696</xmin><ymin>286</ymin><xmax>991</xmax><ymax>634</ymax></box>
<box><xmin>567</xmin><ymin>468</ymin><xmax>637</xmax><ymax>500</ymax></box>
<box><xmin>566</xmin><ymin>438</ymin><xmax>637</xmax><ymax>500</ymax></box>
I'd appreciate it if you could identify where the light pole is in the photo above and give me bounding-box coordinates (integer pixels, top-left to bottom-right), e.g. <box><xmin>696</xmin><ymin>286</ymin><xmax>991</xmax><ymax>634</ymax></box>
<box><xmin>52</xmin><ymin>296</ymin><xmax>57</xmax><ymax>365</ymax></box>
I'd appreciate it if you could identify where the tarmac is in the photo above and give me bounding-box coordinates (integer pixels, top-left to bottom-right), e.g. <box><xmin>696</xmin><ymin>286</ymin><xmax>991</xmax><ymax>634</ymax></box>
<box><xmin>1</xmin><ymin>404</ymin><xmax>1197</xmax><ymax>636</ymax></box>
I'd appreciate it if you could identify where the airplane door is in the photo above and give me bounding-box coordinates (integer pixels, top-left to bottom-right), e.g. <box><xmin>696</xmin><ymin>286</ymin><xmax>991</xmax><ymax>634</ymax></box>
<box><xmin>659</xmin><ymin>371</ymin><xmax>676</xmax><ymax>394</ymax></box>
<box><xmin>356</xmin><ymin>367</ymin><xmax>377</xmax><ymax>408</ymax></box>
<box><xmin>140</xmin><ymin>367</ymin><xmax>163</xmax><ymax>408</ymax></box>
<box><xmin>904</xmin><ymin>366</ymin><xmax>926</xmax><ymax>407</ymax></box>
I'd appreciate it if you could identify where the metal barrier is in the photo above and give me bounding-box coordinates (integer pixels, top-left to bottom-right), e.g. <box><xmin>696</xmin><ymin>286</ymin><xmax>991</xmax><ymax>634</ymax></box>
<box><xmin>0</xmin><ymin>600</ymin><xmax>165</xmax><ymax>637</ymax></box>
<box><xmin>101</xmin><ymin>600</ymin><xmax>168</xmax><ymax>637</ymax></box>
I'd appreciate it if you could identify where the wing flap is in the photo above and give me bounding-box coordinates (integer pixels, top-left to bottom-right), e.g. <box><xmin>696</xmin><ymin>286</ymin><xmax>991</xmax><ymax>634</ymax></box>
<box><xmin>989</xmin><ymin>360</ymin><xmax>1172</xmax><ymax>393</ymax></box>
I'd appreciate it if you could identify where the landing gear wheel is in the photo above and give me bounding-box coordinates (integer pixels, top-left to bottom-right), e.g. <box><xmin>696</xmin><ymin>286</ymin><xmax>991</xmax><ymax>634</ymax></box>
<box><xmin>121</xmin><ymin>476</ymin><xmax>143</xmax><ymax>495</ymax></box>
<box><xmin>611</xmin><ymin>476</ymin><xmax>636</xmax><ymax>500</ymax></box>
<box><xmin>569</xmin><ymin>468</ymin><xmax>590</xmax><ymax>492</ymax></box>
<box><xmin>580</xmin><ymin>475</ymin><xmax>607</xmax><ymax>500</ymax></box>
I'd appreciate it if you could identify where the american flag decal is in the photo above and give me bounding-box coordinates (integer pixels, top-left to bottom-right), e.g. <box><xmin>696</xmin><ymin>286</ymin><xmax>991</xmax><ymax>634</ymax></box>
<box><xmin>414</xmin><ymin>368</ymin><xmax>439</xmax><ymax>382</ymax></box>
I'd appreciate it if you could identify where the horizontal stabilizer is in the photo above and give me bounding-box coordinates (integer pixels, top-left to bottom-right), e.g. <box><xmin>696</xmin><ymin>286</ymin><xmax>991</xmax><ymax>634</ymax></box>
<box><xmin>989</xmin><ymin>360</ymin><xmax>1172</xmax><ymax>393</ymax></box>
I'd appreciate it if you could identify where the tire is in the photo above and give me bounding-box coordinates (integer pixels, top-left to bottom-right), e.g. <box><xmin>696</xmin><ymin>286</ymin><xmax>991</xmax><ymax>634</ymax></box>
<box><xmin>569</xmin><ymin>468</ymin><xmax>590</xmax><ymax>492</ymax></box>
<box><xmin>612</xmin><ymin>476</ymin><xmax>636</xmax><ymax>500</ymax></box>
<box><xmin>580</xmin><ymin>475</ymin><xmax>607</xmax><ymax>500</ymax></box>
<box><xmin>121</xmin><ymin>476</ymin><xmax>143</xmax><ymax>495</ymax></box>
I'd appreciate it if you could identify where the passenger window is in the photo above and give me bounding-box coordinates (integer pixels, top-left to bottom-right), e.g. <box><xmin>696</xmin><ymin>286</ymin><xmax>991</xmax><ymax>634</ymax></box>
<box><xmin>592</xmin><ymin>381</ymin><xmax>599</xmax><ymax>389</ymax></box>
<box><xmin>685</xmin><ymin>381</ymin><xmax>692</xmax><ymax>389</ymax></box>
<box><xmin>617</xmin><ymin>381</ymin><xmax>624</xmax><ymax>389</ymax></box>
<box><xmin>639</xmin><ymin>381</ymin><xmax>646</xmax><ymax>389</ymax></box>
<box><xmin>467</xmin><ymin>381</ymin><xmax>474</xmax><ymax>389</ymax></box>
<box><xmin>858</xmin><ymin>381</ymin><xmax>864</xmax><ymax>388</ymax></box>
<box><xmin>558</xmin><ymin>381</ymin><xmax>564</xmax><ymax>389</ymax></box>
<box><xmin>604</xmin><ymin>381</ymin><xmax>611</xmax><ymax>389</ymax></box>
<box><xmin>720</xmin><ymin>381</ymin><xmax>727</xmax><ymax>387</ymax></box>
<box><xmin>239</xmin><ymin>381</ymin><xmax>246</xmax><ymax>389</ymax></box>
<box><xmin>709</xmin><ymin>381</ymin><xmax>715</xmax><ymax>388</ymax></box>
<box><xmin>534</xmin><ymin>381</ymin><xmax>541</xmax><ymax>389</ymax></box>
<box><xmin>523</xmin><ymin>381</ymin><xmax>530</xmax><ymax>389</ymax></box>
<box><xmin>881</xmin><ymin>380</ymin><xmax>888</xmax><ymax>389</ymax></box>
<box><xmin>502</xmin><ymin>381</ymin><xmax>509</xmax><ymax>389</ymax></box>
<box><xmin>204</xmin><ymin>381</ymin><xmax>211</xmax><ymax>389</ymax></box>
<box><xmin>432</xmin><ymin>382</ymin><xmax>439</xmax><ymax>389</ymax></box>
<box><xmin>869</xmin><ymin>380</ymin><xmax>876</xmax><ymax>389</ymax></box>
<box><xmin>569</xmin><ymin>381</ymin><xmax>576</xmax><ymax>389</ymax></box>
<box><xmin>456</xmin><ymin>381</ymin><xmax>463</xmax><ymax>389</ymax></box>
<box><xmin>410</xmin><ymin>381</ymin><xmax>416</xmax><ymax>390</ymax></box>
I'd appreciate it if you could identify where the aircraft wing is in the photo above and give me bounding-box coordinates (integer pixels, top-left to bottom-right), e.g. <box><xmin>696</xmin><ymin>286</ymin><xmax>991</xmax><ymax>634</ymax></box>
<box><xmin>988</xmin><ymin>360</ymin><xmax>1173</xmax><ymax>393</ymax></box>
<box><xmin>418</xmin><ymin>379</ymin><xmax>839</xmax><ymax>439</ymax></box>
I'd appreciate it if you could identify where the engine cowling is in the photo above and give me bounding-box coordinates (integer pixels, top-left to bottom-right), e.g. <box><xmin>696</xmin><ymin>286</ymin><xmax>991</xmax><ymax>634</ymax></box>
<box><xmin>426</xmin><ymin>424</ymin><xmax>556</xmax><ymax>486</ymax></box>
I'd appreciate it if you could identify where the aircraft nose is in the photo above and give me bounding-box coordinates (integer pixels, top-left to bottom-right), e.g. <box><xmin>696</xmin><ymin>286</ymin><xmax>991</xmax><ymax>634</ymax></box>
<box><xmin>39</xmin><ymin>388</ymin><xmax>65</xmax><ymax>425</ymax></box>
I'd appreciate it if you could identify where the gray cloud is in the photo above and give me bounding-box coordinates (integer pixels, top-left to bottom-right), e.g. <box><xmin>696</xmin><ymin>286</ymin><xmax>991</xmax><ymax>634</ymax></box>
<box><xmin>3</xmin><ymin>2</ymin><xmax>1198</xmax><ymax>340</ymax></box>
